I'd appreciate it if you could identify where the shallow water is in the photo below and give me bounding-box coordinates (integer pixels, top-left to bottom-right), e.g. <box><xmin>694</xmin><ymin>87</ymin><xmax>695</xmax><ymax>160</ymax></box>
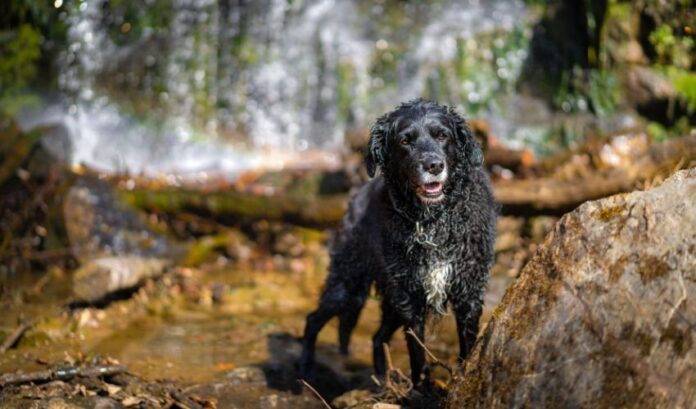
<box><xmin>0</xmin><ymin>259</ymin><xmax>512</xmax><ymax>406</ymax></box>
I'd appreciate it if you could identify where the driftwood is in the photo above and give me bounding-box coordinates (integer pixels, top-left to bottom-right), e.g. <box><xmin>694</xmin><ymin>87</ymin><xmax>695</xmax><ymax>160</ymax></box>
<box><xmin>494</xmin><ymin>134</ymin><xmax>696</xmax><ymax>214</ymax></box>
<box><xmin>0</xmin><ymin>364</ymin><xmax>127</xmax><ymax>386</ymax></box>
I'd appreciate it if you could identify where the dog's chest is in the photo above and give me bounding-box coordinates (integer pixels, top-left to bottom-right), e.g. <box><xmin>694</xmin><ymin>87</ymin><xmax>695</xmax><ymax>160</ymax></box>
<box><xmin>387</xmin><ymin>212</ymin><xmax>465</xmax><ymax>313</ymax></box>
<box><xmin>419</xmin><ymin>260</ymin><xmax>452</xmax><ymax>314</ymax></box>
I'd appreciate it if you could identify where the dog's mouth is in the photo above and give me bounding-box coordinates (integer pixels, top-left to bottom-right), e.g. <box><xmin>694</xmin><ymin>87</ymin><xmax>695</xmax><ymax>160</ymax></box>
<box><xmin>417</xmin><ymin>182</ymin><xmax>445</xmax><ymax>202</ymax></box>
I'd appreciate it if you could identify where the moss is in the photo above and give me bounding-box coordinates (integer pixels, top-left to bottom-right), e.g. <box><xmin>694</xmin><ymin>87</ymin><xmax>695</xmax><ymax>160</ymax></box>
<box><xmin>597</xmin><ymin>357</ymin><xmax>649</xmax><ymax>409</ymax></box>
<box><xmin>620</xmin><ymin>322</ymin><xmax>655</xmax><ymax>356</ymax></box>
<box><xmin>637</xmin><ymin>254</ymin><xmax>671</xmax><ymax>284</ymax></box>
<box><xmin>660</xmin><ymin>315</ymin><xmax>693</xmax><ymax>357</ymax></box>
<box><xmin>592</xmin><ymin>204</ymin><xmax>626</xmax><ymax>221</ymax></box>
<box><xmin>502</xmin><ymin>250</ymin><xmax>562</xmax><ymax>341</ymax></box>
<box><xmin>336</xmin><ymin>60</ymin><xmax>355</xmax><ymax>122</ymax></box>
<box><xmin>608</xmin><ymin>255</ymin><xmax>628</xmax><ymax>283</ymax></box>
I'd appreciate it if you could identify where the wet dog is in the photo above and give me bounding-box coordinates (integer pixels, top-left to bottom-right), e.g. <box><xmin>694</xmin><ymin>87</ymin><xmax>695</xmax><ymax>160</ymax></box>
<box><xmin>298</xmin><ymin>99</ymin><xmax>496</xmax><ymax>385</ymax></box>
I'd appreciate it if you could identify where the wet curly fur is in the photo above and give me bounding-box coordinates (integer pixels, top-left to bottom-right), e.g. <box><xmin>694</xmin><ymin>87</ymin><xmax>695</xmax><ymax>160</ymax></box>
<box><xmin>299</xmin><ymin>99</ymin><xmax>496</xmax><ymax>385</ymax></box>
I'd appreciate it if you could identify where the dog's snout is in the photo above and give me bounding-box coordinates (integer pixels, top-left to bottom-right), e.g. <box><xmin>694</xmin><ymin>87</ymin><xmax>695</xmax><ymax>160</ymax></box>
<box><xmin>422</xmin><ymin>157</ymin><xmax>445</xmax><ymax>175</ymax></box>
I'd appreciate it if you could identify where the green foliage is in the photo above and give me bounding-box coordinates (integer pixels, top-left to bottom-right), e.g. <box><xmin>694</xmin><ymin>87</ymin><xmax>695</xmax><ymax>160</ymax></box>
<box><xmin>586</xmin><ymin>69</ymin><xmax>620</xmax><ymax>117</ymax></box>
<box><xmin>105</xmin><ymin>0</ymin><xmax>174</xmax><ymax>46</ymax></box>
<box><xmin>653</xmin><ymin>66</ymin><xmax>696</xmax><ymax>114</ymax></box>
<box><xmin>649</xmin><ymin>24</ymin><xmax>694</xmax><ymax>69</ymax></box>
<box><xmin>430</xmin><ymin>26</ymin><xmax>530</xmax><ymax>115</ymax></box>
<box><xmin>646</xmin><ymin>117</ymin><xmax>691</xmax><ymax>142</ymax></box>
<box><xmin>336</xmin><ymin>60</ymin><xmax>356</xmax><ymax>122</ymax></box>
<box><xmin>646</xmin><ymin>121</ymin><xmax>668</xmax><ymax>142</ymax></box>
<box><xmin>0</xmin><ymin>24</ymin><xmax>42</xmax><ymax>114</ymax></box>
<box><xmin>670</xmin><ymin>69</ymin><xmax>696</xmax><ymax>113</ymax></box>
<box><xmin>369</xmin><ymin>40</ymin><xmax>402</xmax><ymax>90</ymax></box>
<box><xmin>0</xmin><ymin>1</ymin><xmax>67</xmax><ymax>115</ymax></box>
<box><xmin>553</xmin><ymin>67</ymin><xmax>620</xmax><ymax>117</ymax></box>
<box><xmin>0</xmin><ymin>24</ymin><xmax>42</xmax><ymax>88</ymax></box>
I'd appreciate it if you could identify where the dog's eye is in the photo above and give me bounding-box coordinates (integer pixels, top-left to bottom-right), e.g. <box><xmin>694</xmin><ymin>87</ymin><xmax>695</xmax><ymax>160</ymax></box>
<box><xmin>436</xmin><ymin>133</ymin><xmax>448</xmax><ymax>141</ymax></box>
<box><xmin>400</xmin><ymin>139</ymin><xmax>410</xmax><ymax>146</ymax></box>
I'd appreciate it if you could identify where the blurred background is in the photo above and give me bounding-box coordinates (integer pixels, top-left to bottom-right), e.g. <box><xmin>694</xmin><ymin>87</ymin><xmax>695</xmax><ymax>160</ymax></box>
<box><xmin>0</xmin><ymin>0</ymin><xmax>694</xmax><ymax>408</ymax></box>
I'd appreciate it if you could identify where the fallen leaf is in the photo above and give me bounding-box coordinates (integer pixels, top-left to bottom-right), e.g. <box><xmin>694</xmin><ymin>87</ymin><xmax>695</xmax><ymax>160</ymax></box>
<box><xmin>121</xmin><ymin>396</ymin><xmax>142</xmax><ymax>407</ymax></box>
<box><xmin>215</xmin><ymin>362</ymin><xmax>235</xmax><ymax>371</ymax></box>
<box><xmin>104</xmin><ymin>383</ymin><xmax>122</xmax><ymax>396</ymax></box>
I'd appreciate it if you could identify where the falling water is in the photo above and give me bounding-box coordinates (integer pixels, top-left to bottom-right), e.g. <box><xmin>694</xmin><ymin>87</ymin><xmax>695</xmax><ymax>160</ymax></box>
<box><xmin>46</xmin><ymin>0</ymin><xmax>531</xmax><ymax>178</ymax></box>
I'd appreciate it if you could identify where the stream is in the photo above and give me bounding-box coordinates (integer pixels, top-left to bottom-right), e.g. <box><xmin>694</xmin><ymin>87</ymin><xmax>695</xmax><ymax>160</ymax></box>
<box><xmin>0</xmin><ymin>253</ymin><xmax>514</xmax><ymax>407</ymax></box>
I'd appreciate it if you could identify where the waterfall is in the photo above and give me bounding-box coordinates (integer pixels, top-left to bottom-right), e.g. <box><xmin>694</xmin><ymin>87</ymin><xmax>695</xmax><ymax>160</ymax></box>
<box><xmin>48</xmin><ymin>0</ymin><xmax>530</xmax><ymax>178</ymax></box>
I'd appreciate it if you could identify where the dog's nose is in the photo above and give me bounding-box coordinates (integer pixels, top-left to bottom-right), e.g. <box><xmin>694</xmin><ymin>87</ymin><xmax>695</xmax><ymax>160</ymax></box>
<box><xmin>423</xmin><ymin>158</ymin><xmax>444</xmax><ymax>175</ymax></box>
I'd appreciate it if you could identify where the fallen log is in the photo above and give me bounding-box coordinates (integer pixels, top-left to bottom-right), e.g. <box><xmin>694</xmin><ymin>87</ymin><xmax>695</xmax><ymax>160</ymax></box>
<box><xmin>494</xmin><ymin>134</ymin><xmax>696</xmax><ymax>214</ymax></box>
<box><xmin>120</xmin><ymin>180</ymin><xmax>349</xmax><ymax>228</ymax></box>
<box><xmin>485</xmin><ymin>145</ymin><xmax>535</xmax><ymax>173</ymax></box>
<box><xmin>468</xmin><ymin>119</ymin><xmax>536</xmax><ymax>175</ymax></box>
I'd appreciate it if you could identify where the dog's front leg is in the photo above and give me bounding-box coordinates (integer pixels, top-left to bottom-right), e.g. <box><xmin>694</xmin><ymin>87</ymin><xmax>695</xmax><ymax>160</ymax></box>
<box><xmin>372</xmin><ymin>305</ymin><xmax>402</xmax><ymax>376</ymax></box>
<box><xmin>405</xmin><ymin>317</ymin><xmax>428</xmax><ymax>385</ymax></box>
<box><xmin>453</xmin><ymin>298</ymin><xmax>483</xmax><ymax>363</ymax></box>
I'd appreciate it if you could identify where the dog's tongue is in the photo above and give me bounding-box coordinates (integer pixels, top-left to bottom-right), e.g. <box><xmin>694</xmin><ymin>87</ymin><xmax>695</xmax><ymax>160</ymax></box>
<box><xmin>423</xmin><ymin>182</ymin><xmax>443</xmax><ymax>193</ymax></box>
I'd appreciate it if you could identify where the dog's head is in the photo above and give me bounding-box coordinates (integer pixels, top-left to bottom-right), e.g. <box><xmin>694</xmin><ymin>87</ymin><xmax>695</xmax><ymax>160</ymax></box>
<box><xmin>365</xmin><ymin>99</ymin><xmax>483</xmax><ymax>204</ymax></box>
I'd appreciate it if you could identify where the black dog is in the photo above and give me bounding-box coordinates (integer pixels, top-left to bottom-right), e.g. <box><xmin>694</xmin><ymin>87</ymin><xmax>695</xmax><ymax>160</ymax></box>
<box><xmin>299</xmin><ymin>99</ymin><xmax>496</xmax><ymax>385</ymax></box>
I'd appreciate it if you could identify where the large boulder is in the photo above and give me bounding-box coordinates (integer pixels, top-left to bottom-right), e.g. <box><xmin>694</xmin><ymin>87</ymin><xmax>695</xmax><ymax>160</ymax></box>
<box><xmin>447</xmin><ymin>168</ymin><xmax>696</xmax><ymax>408</ymax></box>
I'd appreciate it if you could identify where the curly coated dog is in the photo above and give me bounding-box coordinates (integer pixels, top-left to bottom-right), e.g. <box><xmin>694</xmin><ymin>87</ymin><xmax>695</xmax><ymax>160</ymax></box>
<box><xmin>299</xmin><ymin>99</ymin><xmax>496</xmax><ymax>386</ymax></box>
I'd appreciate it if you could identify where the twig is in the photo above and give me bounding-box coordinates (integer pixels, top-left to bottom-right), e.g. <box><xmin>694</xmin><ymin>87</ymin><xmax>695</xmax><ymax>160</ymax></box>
<box><xmin>300</xmin><ymin>379</ymin><xmax>332</xmax><ymax>409</ymax></box>
<box><xmin>30</xmin><ymin>271</ymin><xmax>52</xmax><ymax>295</ymax></box>
<box><xmin>371</xmin><ymin>374</ymin><xmax>382</xmax><ymax>387</ymax></box>
<box><xmin>0</xmin><ymin>364</ymin><xmax>127</xmax><ymax>386</ymax></box>
<box><xmin>0</xmin><ymin>320</ymin><xmax>33</xmax><ymax>353</ymax></box>
<box><xmin>27</xmin><ymin>247</ymin><xmax>75</xmax><ymax>262</ymax></box>
<box><xmin>383</xmin><ymin>343</ymin><xmax>394</xmax><ymax>372</ymax></box>
<box><xmin>404</xmin><ymin>329</ymin><xmax>453</xmax><ymax>376</ymax></box>
<box><xmin>380</xmin><ymin>343</ymin><xmax>412</xmax><ymax>400</ymax></box>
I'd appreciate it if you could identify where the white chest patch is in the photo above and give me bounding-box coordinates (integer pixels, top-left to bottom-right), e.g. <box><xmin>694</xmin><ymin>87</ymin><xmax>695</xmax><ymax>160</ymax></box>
<box><xmin>422</xmin><ymin>262</ymin><xmax>452</xmax><ymax>315</ymax></box>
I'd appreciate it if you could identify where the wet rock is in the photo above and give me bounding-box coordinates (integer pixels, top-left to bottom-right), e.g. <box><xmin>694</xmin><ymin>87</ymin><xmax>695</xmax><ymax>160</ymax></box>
<box><xmin>225</xmin><ymin>366</ymin><xmax>267</xmax><ymax>385</ymax></box>
<box><xmin>332</xmin><ymin>389</ymin><xmax>373</xmax><ymax>409</ymax></box>
<box><xmin>621</xmin><ymin>66</ymin><xmax>689</xmax><ymax>125</ymax></box>
<box><xmin>72</xmin><ymin>256</ymin><xmax>170</xmax><ymax>303</ymax></box>
<box><xmin>622</xmin><ymin>66</ymin><xmax>676</xmax><ymax>107</ymax></box>
<box><xmin>522</xmin><ymin>0</ymin><xmax>606</xmax><ymax>84</ymax></box>
<box><xmin>603</xmin><ymin>3</ymin><xmax>646</xmax><ymax>66</ymax></box>
<box><xmin>447</xmin><ymin>168</ymin><xmax>696</xmax><ymax>408</ymax></box>
<box><xmin>64</xmin><ymin>177</ymin><xmax>174</xmax><ymax>263</ymax></box>
<box><xmin>185</xmin><ymin>382</ymin><xmax>324</xmax><ymax>409</ymax></box>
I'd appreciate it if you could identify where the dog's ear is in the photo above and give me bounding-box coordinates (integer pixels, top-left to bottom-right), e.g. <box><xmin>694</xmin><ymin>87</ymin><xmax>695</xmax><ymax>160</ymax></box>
<box><xmin>468</xmin><ymin>141</ymin><xmax>484</xmax><ymax>167</ymax></box>
<box><xmin>449</xmin><ymin>107</ymin><xmax>484</xmax><ymax>168</ymax></box>
<box><xmin>365</xmin><ymin>115</ymin><xmax>390</xmax><ymax>178</ymax></box>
